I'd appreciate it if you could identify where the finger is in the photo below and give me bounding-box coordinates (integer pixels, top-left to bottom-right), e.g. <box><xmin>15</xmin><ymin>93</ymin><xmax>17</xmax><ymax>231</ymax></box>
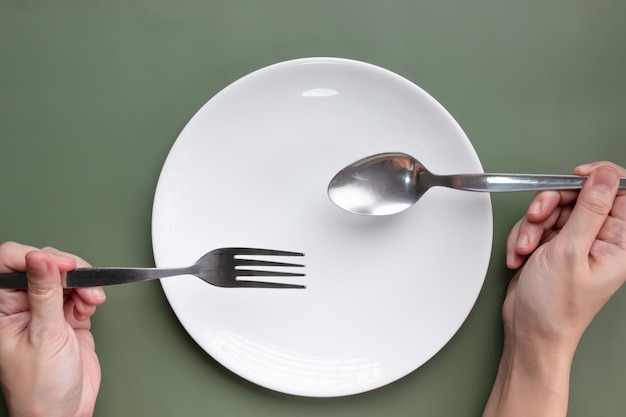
<box><xmin>507</xmin><ymin>196</ymin><xmax>570</xmax><ymax>268</ymax></box>
<box><xmin>0</xmin><ymin>243</ymin><xmax>35</xmax><ymax>317</ymax></box>
<box><xmin>575</xmin><ymin>162</ymin><xmax>626</xmax><ymax>197</ymax></box>
<box><xmin>506</xmin><ymin>219</ymin><xmax>521</xmax><ymax>253</ymax></box>
<box><xmin>41</xmin><ymin>246</ymin><xmax>91</xmax><ymax>269</ymax></box>
<box><xmin>575</xmin><ymin>161</ymin><xmax>626</xmax><ymax>177</ymax></box>
<box><xmin>557</xmin><ymin>166</ymin><xmax>620</xmax><ymax>254</ymax></box>
<box><xmin>24</xmin><ymin>250</ymin><xmax>65</xmax><ymax>334</ymax></box>
<box><xmin>506</xmin><ymin>220</ymin><xmax>525</xmax><ymax>268</ymax></box>
<box><xmin>507</xmin><ymin>216</ymin><xmax>551</xmax><ymax>268</ymax></box>
<box><xmin>73</xmin><ymin>287</ymin><xmax>106</xmax><ymax>309</ymax></box>
<box><xmin>41</xmin><ymin>248</ymin><xmax>105</xmax><ymax>305</ymax></box>
<box><xmin>533</xmin><ymin>190</ymin><xmax>578</xmax><ymax>220</ymax></box>
<box><xmin>510</xmin><ymin>190</ymin><xmax>578</xmax><ymax>257</ymax></box>
<box><xmin>554</xmin><ymin>205</ymin><xmax>573</xmax><ymax>229</ymax></box>
<box><xmin>610</xmin><ymin>192</ymin><xmax>626</xmax><ymax>222</ymax></box>
<box><xmin>0</xmin><ymin>290</ymin><xmax>28</xmax><ymax>318</ymax></box>
<box><xmin>590</xmin><ymin>189</ymin><xmax>626</xmax><ymax>252</ymax></box>
<box><xmin>526</xmin><ymin>190</ymin><xmax>577</xmax><ymax>222</ymax></box>
<box><xmin>69</xmin><ymin>291</ymin><xmax>96</xmax><ymax>321</ymax></box>
<box><xmin>63</xmin><ymin>298</ymin><xmax>92</xmax><ymax>331</ymax></box>
<box><xmin>515</xmin><ymin>207</ymin><xmax>562</xmax><ymax>254</ymax></box>
<box><xmin>594</xmin><ymin>216</ymin><xmax>626</xmax><ymax>250</ymax></box>
<box><xmin>0</xmin><ymin>241</ymin><xmax>38</xmax><ymax>273</ymax></box>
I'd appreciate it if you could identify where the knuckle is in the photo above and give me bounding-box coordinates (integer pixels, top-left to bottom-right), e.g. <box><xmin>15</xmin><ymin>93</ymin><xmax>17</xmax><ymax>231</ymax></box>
<box><xmin>28</xmin><ymin>283</ymin><xmax>57</xmax><ymax>298</ymax></box>
<box><xmin>551</xmin><ymin>238</ymin><xmax>584</xmax><ymax>265</ymax></box>
<box><xmin>0</xmin><ymin>241</ymin><xmax>35</xmax><ymax>273</ymax></box>
<box><xmin>561</xmin><ymin>242</ymin><xmax>583</xmax><ymax>263</ymax></box>
<box><xmin>599</xmin><ymin>161</ymin><xmax>626</xmax><ymax>177</ymax></box>
<box><xmin>0</xmin><ymin>241</ymin><xmax>19</xmax><ymax>255</ymax></box>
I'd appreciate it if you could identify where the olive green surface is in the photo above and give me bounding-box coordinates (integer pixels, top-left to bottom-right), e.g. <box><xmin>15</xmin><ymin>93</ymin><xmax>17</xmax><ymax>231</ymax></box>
<box><xmin>2</xmin><ymin>1</ymin><xmax>626</xmax><ymax>416</ymax></box>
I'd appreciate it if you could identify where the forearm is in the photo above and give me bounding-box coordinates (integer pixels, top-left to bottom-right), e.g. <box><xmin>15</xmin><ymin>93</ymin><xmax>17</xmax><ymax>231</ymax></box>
<box><xmin>483</xmin><ymin>336</ymin><xmax>575</xmax><ymax>417</ymax></box>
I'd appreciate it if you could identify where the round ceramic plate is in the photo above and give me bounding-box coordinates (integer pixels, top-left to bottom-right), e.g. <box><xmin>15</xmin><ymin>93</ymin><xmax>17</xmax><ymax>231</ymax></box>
<box><xmin>152</xmin><ymin>57</ymin><xmax>493</xmax><ymax>397</ymax></box>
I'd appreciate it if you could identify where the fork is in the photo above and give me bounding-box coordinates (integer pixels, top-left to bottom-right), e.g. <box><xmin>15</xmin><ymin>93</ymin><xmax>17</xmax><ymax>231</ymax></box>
<box><xmin>0</xmin><ymin>248</ymin><xmax>306</xmax><ymax>289</ymax></box>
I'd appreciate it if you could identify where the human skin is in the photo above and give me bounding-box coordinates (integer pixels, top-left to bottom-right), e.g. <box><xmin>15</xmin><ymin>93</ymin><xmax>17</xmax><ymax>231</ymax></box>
<box><xmin>483</xmin><ymin>162</ymin><xmax>626</xmax><ymax>417</ymax></box>
<box><xmin>0</xmin><ymin>242</ymin><xmax>106</xmax><ymax>417</ymax></box>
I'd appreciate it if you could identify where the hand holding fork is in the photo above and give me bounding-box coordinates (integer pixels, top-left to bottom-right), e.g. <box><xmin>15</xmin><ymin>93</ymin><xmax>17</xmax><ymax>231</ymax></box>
<box><xmin>0</xmin><ymin>248</ymin><xmax>306</xmax><ymax>289</ymax></box>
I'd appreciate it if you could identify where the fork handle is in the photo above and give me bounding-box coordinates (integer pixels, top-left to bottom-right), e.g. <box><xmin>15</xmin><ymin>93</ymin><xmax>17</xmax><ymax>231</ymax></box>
<box><xmin>0</xmin><ymin>267</ymin><xmax>190</xmax><ymax>289</ymax></box>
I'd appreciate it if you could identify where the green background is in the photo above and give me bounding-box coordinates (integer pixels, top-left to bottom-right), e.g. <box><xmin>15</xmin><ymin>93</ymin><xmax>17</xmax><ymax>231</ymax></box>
<box><xmin>1</xmin><ymin>1</ymin><xmax>626</xmax><ymax>415</ymax></box>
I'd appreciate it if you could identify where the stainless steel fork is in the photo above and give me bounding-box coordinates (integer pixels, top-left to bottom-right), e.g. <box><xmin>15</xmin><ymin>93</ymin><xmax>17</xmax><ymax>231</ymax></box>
<box><xmin>0</xmin><ymin>248</ymin><xmax>306</xmax><ymax>289</ymax></box>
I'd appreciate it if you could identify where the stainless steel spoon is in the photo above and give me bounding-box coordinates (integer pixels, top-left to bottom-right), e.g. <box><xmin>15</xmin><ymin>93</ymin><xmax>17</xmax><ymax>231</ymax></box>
<box><xmin>327</xmin><ymin>152</ymin><xmax>626</xmax><ymax>216</ymax></box>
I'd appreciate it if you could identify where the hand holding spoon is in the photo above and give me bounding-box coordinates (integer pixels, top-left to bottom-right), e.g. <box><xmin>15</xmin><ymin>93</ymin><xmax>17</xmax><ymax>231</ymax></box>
<box><xmin>327</xmin><ymin>152</ymin><xmax>626</xmax><ymax>216</ymax></box>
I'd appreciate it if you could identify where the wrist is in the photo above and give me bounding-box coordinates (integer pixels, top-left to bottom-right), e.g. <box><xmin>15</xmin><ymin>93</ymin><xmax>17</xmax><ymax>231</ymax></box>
<box><xmin>509</xmin><ymin>332</ymin><xmax>577</xmax><ymax>373</ymax></box>
<box><xmin>483</xmin><ymin>334</ymin><xmax>575</xmax><ymax>417</ymax></box>
<box><xmin>6</xmin><ymin>400</ymin><xmax>83</xmax><ymax>417</ymax></box>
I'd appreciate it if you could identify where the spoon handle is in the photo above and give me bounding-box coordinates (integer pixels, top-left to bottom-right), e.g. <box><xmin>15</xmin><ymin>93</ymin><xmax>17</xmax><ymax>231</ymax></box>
<box><xmin>441</xmin><ymin>174</ymin><xmax>626</xmax><ymax>192</ymax></box>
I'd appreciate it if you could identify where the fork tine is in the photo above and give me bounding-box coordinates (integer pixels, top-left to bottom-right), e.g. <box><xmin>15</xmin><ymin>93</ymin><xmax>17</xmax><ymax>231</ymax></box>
<box><xmin>236</xmin><ymin>269</ymin><xmax>305</xmax><ymax>277</ymax></box>
<box><xmin>234</xmin><ymin>280</ymin><xmax>306</xmax><ymax>289</ymax></box>
<box><xmin>231</xmin><ymin>248</ymin><xmax>304</xmax><ymax>257</ymax></box>
<box><xmin>222</xmin><ymin>248</ymin><xmax>306</xmax><ymax>289</ymax></box>
<box><xmin>235</xmin><ymin>258</ymin><xmax>305</xmax><ymax>268</ymax></box>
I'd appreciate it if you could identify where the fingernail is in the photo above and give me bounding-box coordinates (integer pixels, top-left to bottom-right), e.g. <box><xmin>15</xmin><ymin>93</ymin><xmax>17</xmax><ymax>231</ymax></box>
<box><xmin>592</xmin><ymin>167</ymin><xmax>618</xmax><ymax>190</ymax></box>
<box><xmin>517</xmin><ymin>233</ymin><xmax>529</xmax><ymax>249</ymax></box>
<box><xmin>57</xmin><ymin>255</ymin><xmax>76</xmax><ymax>266</ymax></box>
<box><xmin>506</xmin><ymin>250</ymin><xmax>515</xmax><ymax>267</ymax></box>
<box><xmin>506</xmin><ymin>250</ymin><xmax>522</xmax><ymax>269</ymax></box>
<box><xmin>528</xmin><ymin>200</ymin><xmax>541</xmax><ymax>215</ymax></box>
<box><xmin>89</xmin><ymin>286</ymin><xmax>106</xmax><ymax>302</ymax></box>
<box><xmin>26</xmin><ymin>252</ymin><xmax>49</xmax><ymax>274</ymax></box>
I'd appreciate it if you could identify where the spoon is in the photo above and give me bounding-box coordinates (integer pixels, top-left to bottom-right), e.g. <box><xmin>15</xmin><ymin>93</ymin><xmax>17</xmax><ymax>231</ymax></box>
<box><xmin>327</xmin><ymin>152</ymin><xmax>626</xmax><ymax>216</ymax></box>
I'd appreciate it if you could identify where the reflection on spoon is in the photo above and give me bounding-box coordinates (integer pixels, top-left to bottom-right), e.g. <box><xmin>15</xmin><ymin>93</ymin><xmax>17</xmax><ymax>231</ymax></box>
<box><xmin>327</xmin><ymin>152</ymin><xmax>626</xmax><ymax>216</ymax></box>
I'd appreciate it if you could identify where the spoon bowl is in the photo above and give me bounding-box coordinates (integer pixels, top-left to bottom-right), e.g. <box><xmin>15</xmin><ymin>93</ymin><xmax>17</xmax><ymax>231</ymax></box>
<box><xmin>328</xmin><ymin>152</ymin><xmax>626</xmax><ymax>216</ymax></box>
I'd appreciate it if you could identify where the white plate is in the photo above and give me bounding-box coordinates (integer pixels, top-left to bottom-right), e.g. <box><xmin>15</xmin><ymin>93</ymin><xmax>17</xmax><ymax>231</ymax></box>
<box><xmin>152</xmin><ymin>57</ymin><xmax>493</xmax><ymax>397</ymax></box>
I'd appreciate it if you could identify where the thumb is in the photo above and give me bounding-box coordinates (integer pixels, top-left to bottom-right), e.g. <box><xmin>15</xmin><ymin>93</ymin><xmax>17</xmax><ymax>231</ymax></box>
<box><xmin>25</xmin><ymin>250</ymin><xmax>66</xmax><ymax>336</ymax></box>
<box><xmin>557</xmin><ymin>166</ymin><xmax>619</xmax><ymax>253</ymax></box>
